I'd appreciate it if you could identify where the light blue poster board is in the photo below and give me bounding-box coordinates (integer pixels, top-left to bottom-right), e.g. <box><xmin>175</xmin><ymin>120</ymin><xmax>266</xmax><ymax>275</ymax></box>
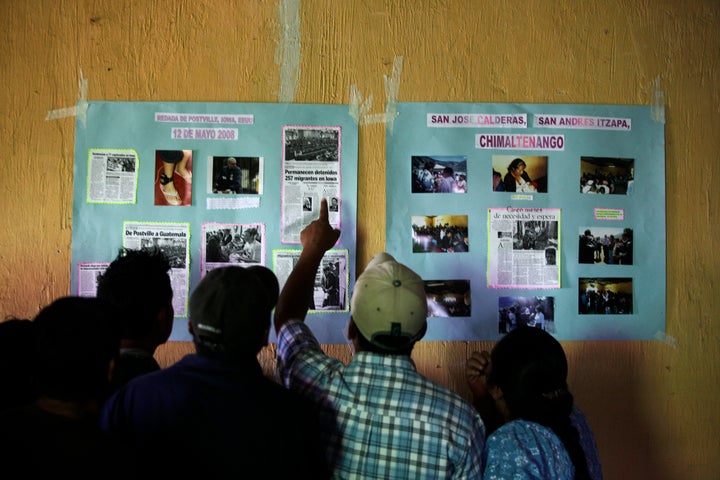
<box><xmin>386</xmin><ymin>102</ymin><xmax>665</xmax><ymax>341</ymax></box>
<box><xmin>71</xmin><ymin>101</ymin><xmax>358</xmax><ymax>343</ymax></box>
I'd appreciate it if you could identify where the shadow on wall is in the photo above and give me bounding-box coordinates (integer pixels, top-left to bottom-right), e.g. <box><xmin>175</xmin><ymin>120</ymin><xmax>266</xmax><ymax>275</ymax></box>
<box><xmin>568</xmin><ymin>341</ymin><xmax>667</xmax><ymax>480</ymax></box>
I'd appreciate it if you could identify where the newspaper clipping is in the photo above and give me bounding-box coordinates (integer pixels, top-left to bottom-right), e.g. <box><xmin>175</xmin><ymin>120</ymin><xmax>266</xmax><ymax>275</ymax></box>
<box><xmin>87</xmin><ymin>149</ymin><xmax>138</xmax><ymax>204</ymax></box>
<box><xmin>281</xmin><ymin>126</ymin><xmax>341</xmax><ymax>243</ymax></box>
<box><xmin>488</xmin><ymin>207</ymin><xmax>560</xmax><ymax>289</ymax></box>
<box><xmin>77</xmin><ymin>262</ymin><xmax>111</xmax><ymax>297</ymax></box>
<box><xmin>123</xmin><ymin>221</ymin><xmax>190</xmax><ymax>316</ymax></box>
<box><xmin>273</xmin><ymin>249</ymin><xmax>349</xmax><ymax>312</ymax></box>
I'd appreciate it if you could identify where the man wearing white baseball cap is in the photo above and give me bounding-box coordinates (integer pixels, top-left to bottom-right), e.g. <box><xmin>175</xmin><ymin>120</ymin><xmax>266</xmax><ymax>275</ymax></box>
<box><xmin>274</xmin><ymin>198</ymin><xmax>485</xmax><ymax>479</ymax></box>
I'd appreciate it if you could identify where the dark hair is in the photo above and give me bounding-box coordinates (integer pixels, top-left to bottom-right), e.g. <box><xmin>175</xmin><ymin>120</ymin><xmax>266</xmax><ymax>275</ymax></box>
<box><xmin>0</xmin><ymin>318</ymin><xmax>37</xmax><ymax>409</ymax></box>
<box><xmin>488</xmin><ymin>327</ymin><xmax>590</xmax><ymax>480</ymax></box>
<box><xmin>32</xmin><ymin>296</ymin><xmax>121</xmax><ymax>402</ymax></box>
<box><xmin>96</xmin><ymin>247</ymin><xmax>172</xmax><ymax>339</ymax></box>
<box><xmin>507</xmin><ymin>158</ymin><xmax>527</xmax><ymax>172</ymax></box>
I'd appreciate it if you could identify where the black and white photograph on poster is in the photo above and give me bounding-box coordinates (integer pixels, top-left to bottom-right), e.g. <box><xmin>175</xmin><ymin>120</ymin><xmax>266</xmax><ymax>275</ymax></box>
<box><xmin>138</xmin><ymin>237</ymin><xmax>187</xmax><ymax>269</ymax></box>
<box><xmin>512</xmin><ymin>219</ymin><xmax>559</xmax><ymax>252</ymax></box>
<box><xmin>580</xmin><ymin>156</ymin><xmax>634</xmax><ymax>195</ymax></box>
<box><xmin>578</xmin><ymin>227</ymin><xmax>633</xmax><ymax>265</ymax></box>
<box><xmin>201</xmin><ymin>223</ymin><xmax>266</xmax><ymax>273</ymax></box>
<box><xmin>424</xmin><ymin>279</ymin><xmax>471</xmax><ymax>317</ymax></box>
<box><xmin>412</xmin><ymin>215</ymin><xmax>469</xmax><ymax>253</ymax></box>
<box><xmin>312</xmin><ymin>256</ymin><xmax>347</xmax><ymax>311</ymax></box>
<box><xmin>498</xmin><ymin>296</ymin><xmax>555</xmax><ymax>334</ymax></box>
<box><xmin>578</xmin><ymin>277</ymin><xmax>633</xmax><ymax>314</ymax></box>
<box><xmin>284</xmin><ymin>126</ymin><xmax>339</xmax><ymax>162</ymax></box>
<box><xmin>209</xmin><ymin>156</ymin><xmax>262</xmax><ymax>194</ymax></box>
<box><xmin>491</xmin><ymin>155</ymin><xmax>548</xmax><ymax>193</ymax></box>
<box><xmin>273</xmin><ymin>249</ymin><xmax>350</xmax><ymax>313</ymax></box>
<box><xmin>411</xmin><ymin>155</ymin><xmax>467</xmax><ymax>193</ymax></box>
<box><xmin>303</xmin><ymin>196</ymin><xmax>313</xmax><ymax>211</ymax></box>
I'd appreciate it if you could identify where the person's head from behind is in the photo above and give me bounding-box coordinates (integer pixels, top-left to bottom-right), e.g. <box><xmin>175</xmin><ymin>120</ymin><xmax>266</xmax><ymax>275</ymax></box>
<box><xmin>0</xmin><ymin>318</ymin><xmax>37</xmax><ymax>410</ymax></box>
<box><xmin>348</xmin><ymin>252</ymin><xmax>428</xmax><ymax>355</ymax></box>
<box><xmin>32</xmin><ymin>296</ymin><xmax>122</xmax><ymax>405</ymax></box>
<box><xmin>442</xmin><ymin>166</ymin><xmax>454</xmax><ymax>178</ymax></box>
<box><xmin>487</xmin><ymin>326</ymin><xmax>572</xmax><ymax>425</ymax></box>
<box><xmin>189</xmin><ymin>266</ymin><xmax>279</xmax><ymax>360</ymax></box>
<box><xmin>96</xmin><ymin>247</ymin><xmax>173</xmax><ymax>347</ymax></box>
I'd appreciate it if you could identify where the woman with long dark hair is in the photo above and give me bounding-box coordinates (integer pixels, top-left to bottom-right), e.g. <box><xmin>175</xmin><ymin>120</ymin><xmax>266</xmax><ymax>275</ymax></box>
<box><xmin>466</xmin><ymin>327</ymin><xmax>602</xmax><ymax>479</ymax></box>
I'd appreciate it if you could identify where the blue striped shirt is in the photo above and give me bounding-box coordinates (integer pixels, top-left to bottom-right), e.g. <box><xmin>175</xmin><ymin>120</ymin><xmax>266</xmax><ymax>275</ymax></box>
<box><xmin>277</xmin><ymin>320</ymin><xmax>485</xmax><ymax>479</ymax></box>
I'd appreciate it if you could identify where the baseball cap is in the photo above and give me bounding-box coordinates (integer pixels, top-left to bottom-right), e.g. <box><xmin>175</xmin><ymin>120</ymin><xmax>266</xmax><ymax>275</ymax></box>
<box><xmin>189</xmin><ymin>265</ymin><xmax>279</xmax><ymax>357</ymax></box>
<box><xmin>350</xmin><ymin>252</ymin><xmax>428</xmax><ymax>351</ymax></box>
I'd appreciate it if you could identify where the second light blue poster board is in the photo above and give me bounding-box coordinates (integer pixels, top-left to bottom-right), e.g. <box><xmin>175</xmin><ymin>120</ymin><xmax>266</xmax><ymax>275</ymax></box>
<box><xmin>386</xmin><ymin>102</ymin><xmax>665</xmax><ymax>341</ymax></box>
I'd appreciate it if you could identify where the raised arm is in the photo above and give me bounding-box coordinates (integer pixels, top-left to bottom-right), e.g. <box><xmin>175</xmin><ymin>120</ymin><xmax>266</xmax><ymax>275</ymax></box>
<box><xmin>274</xmin><ymin>198</ymin><xmax>340</xmax><ymax>334</ymax></box>
<box><xmin>466</xmin><ymin>350</ymin><xmax>505</xmax><ymax>435</ymax></box>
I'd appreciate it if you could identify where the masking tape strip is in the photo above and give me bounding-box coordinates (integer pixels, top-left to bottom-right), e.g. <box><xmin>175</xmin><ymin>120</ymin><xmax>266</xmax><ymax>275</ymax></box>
<box><xmin>276</xmin><ymin>0</ymin><xmax>301</xmax><ymax>103</ymax></box>
<box><xmin>654</xmin><ymin>331</ymin><xmax>677</xmax><ymax>347</ymax></box>
<box><xmin>45</xmin><ymin>68</ymin><xmax>88</xmax><ymax>127</ymax></box>
<box><xmin>350</xmin><ymin>56</ymin><xmax>404</xmax><ymax>128</ymax></box>
<box><xmin>651</xmin><ymin>75</ymin><xmax>665</xmax><ymax>124</ymax></box>
<box><xmin>348</xmin><ymin>84</ymin><xmax>374</xmax><ymax>124</ymax></box>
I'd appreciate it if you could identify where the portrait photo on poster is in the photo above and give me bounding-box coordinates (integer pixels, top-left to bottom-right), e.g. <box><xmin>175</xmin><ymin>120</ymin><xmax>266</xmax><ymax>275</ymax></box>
<box><xmin>209</xmin><ymin>155</ymin><xmax>262</xmax><ymax>195</ymax></box>
<box><xmin>491</xmin><ymin>155</ymin><xmax>548</xmax><ymax>193</ymax></box>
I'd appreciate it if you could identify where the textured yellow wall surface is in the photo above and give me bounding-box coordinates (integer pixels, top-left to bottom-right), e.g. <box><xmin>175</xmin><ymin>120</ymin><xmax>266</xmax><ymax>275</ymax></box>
<box><xmin>1</xmin><ymin>1</ymin><xmax>719</xmax><ymax>478</ymax></box>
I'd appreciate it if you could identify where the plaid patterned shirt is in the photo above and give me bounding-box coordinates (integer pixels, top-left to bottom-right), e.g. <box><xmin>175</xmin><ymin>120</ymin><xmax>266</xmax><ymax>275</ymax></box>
<box><xmin>277</xmin><ymin>320</ymin><xmax>485</xmax><ymax>479</ymax></box>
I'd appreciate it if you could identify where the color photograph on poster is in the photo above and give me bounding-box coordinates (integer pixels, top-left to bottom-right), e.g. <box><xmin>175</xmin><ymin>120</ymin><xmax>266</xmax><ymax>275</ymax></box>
<box><xmin>154</xmin><ymin>149</ymin><xmax>193</xmax><ymax>206</ymax></box>
<box><xmin>578</xmin><ymin>277</ymin><xmax>633</xmax><ymax>314</ymax></box>
<box><xmin>412</xmin><ymin>155</ymin><xmax>467</xmax><ymax>193</ymax></box>
<box><xmin>578</xmin><ymin>227</ymin><xmax>633</xmax><ymax>265</ymax></box>
<box><xmin>209</xmin><ymin>156</ymin><xmax>262</xmax><ymax>195</ymax></box>
<box><xmin>580</xmin><ymin>156</ymin><xmax>634</xmax><ymax>195</ymax></box>
<box><xmin>424</xmin><ymin>279</ymin><xmax>471</xmax><ymax>317</ymax></box>
<box><xmin>412</xmin><ymin>215</ymin><xmax>469</xmax><ymax>253</ymax></box>
<box><xmin>498</xmin><ymin>296</ymin><xmax>555</xmax><ymax>334</ymax></box>
<box><xmin>491</xmin><ymin>155</ymin><xmax>548</xmax><ymax>193</ymax></box>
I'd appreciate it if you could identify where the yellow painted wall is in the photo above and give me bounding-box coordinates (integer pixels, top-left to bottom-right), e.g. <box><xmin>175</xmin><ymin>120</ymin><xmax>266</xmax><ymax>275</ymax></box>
<box><xmin>1</xmin><ymin>1</ymin><xmax>718</xmax><ymax>478</ymax></box>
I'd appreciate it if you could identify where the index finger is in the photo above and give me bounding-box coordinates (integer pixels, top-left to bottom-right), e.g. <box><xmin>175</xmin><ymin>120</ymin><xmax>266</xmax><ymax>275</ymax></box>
<box><xmin>318</xmin><ymin>197</ymin><xmax>329</xmax><ymax>223</ymax></box>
